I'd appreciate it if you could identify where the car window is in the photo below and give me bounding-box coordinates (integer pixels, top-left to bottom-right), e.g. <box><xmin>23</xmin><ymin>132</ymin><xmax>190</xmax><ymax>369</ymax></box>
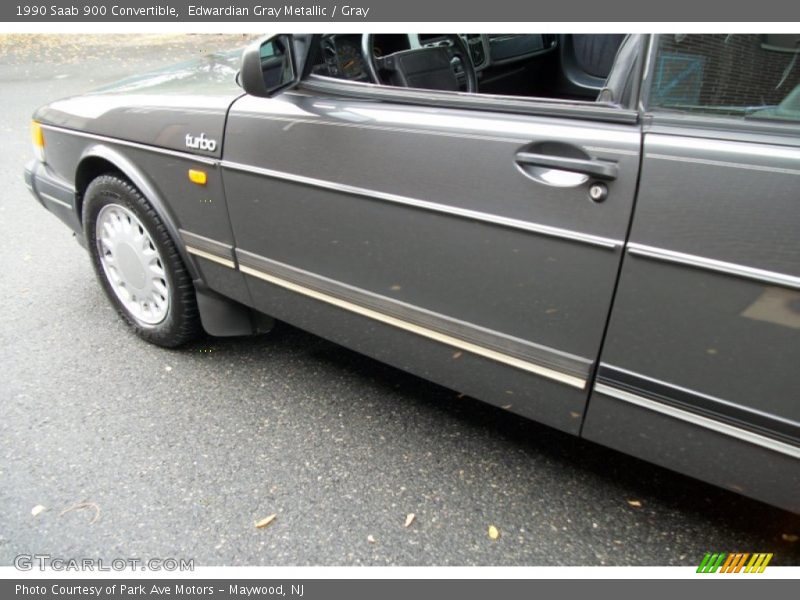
<box><xmin>307</xmin><ymin>34</ymin><xmax>631</xmax><ymax>105</ymax></box>
<box><xmin>648</xmin><ymin>34</ymin><xmax>800</xmax><ymax>124</ymax></box>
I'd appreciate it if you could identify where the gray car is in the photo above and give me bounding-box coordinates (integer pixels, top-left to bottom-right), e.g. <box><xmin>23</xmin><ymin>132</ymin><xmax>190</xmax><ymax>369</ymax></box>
<box><xmin>24</xmin><ymin>34</ymin><xmax>800</xmax><ymax>513</ymax></box>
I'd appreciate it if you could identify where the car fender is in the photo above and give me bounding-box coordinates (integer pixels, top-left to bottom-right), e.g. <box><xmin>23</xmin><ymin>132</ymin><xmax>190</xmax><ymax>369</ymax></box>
<box><xmin>76</xmin><ymin>143</ymin><xmax>200</xmax><ymax>282</ymax></box>
<box><xmin>76</xmin><ymin>143</ymin><xmax>270</xmax><ymax>338</ymax></box>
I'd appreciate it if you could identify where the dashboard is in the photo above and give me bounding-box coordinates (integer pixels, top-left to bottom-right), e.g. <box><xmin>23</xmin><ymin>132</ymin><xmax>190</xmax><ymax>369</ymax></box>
<box><xmin>315</xmin><ymin>34</ymin><xmax>492</xmax><ymax>82</ymax></box>
<box><xmin>314</xmin><ymin>34</ymin><xmax>556</xmax><ymax>84</ymax></box>
<box><xmin>320</xmin><ymin>34</ymin><xmax>370</xmax><ymax>81</ymax></box>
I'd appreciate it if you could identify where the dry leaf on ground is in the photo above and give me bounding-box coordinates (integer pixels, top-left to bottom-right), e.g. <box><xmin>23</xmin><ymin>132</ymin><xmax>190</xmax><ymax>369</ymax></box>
<box><xmin>488</xmin><ymin>525</ymin><xmax>500</xmax><ymax>540</ymax></box>
<box><xmin>404</xmin><ymin>513</ymin><xmax>416</xmax><ymax>528</ymax></box>
<box><xmin>59</xmin><ymin>502</ymin><xmax>101</xmax><ymax>524</ymax></box>
<box><xmin>254</xmin><ymin>514</ymin><xmax>276</xmax><ymax>529</ymax></box>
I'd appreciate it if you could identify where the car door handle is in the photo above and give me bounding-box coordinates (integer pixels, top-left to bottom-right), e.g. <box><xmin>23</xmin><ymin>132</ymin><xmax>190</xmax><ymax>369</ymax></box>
<box><xmin>514</xmin><ymin>152</ymin><xmax>619</xmax><ymax>181</ymax></box>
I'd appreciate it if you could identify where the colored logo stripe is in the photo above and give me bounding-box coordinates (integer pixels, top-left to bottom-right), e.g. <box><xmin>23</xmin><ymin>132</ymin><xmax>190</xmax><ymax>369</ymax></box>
<box><xmin>697</xmin><ymin>553</ymin><xmax>772</xmax><ymax>573</ymax></box>
<box><xmin>721</xmin><ymin>553</ymin><xmax>749</xmax><ymax>573</ymax></box>
<box><xmin>697</xmin><ymin>553</ymin><xmax>727</xmax><ymax>573</ymax></box>
<box><xmin>745</xmin><ymin>553</ymin><xmax>773</xmax><ymax>573</ymax></box>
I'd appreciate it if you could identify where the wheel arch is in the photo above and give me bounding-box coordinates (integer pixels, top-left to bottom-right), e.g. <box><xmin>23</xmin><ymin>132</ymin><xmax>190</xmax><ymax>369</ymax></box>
<box><xmin>74</xmin><ymin>144</ymin><xmax>200</xmax><ymax>281</ymax></box>
<box><xmin>75</xmin><ymin>143</ymin><xmax>266</xmax><ymax>339</ymax></box>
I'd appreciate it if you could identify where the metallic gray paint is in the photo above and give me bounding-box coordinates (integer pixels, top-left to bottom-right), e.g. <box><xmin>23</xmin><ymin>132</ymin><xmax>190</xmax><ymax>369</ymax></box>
<box><xmin>43</xmin><ymin>124</ymin><xmax>218</xmax><ymax>165</ymax></box>
<box><xmin>33</xmin><ymin>126</ymin><xmax>253</xmax><ymax>309</ymax></box>
<box><xmin>26</xmin><ymin>159</ymin><xmax>81</xmax><ymax>234</ymax></box>
<box><xmin>627</xmin><ymin>243</ymin><xmax>800</xmax><ymax>290</ymax></box>
<box><xmin>221</xmin><ymin>159</ymin><xmax>623</xmax><ymax>249</ymax></box>
<box><xmin>236</xmin><ymin>247</ymin><xmax>592</xmax><ymax>387</ymax></box>
<box><xmin>595</xmin><ymin>255</ymin><xmax>800</xmax><ymax>431</ymax></box>
<box><xmin>586</xmin><ymin>105</ymin><xmax>800</xmax><ymax>510</ymax></box>
<box><xmin>180</xmin><ymin>229</ymin><xmax>237</xmax><ymax>269</ymax></box>
<box><xmin>223</xmin><ymin>94</ymin><xmax>638</xmax><ymax>372</ymax></box>
<box><xmin>594</xmin><ymin>383</ymin><xmax>800</xmax><ymax>459</ymax></box>
<box><xmin>583</xmin><ymin>389</ymin><xmax>800</xmax><ymax>514</ymax></box>
<box><xmin>24</xmin><ymin>34</ymin><xmax>800</xmax><ymax>511</ymax></box>
<box><xmin>220</xmin><ymin>88</ymin><xmax>642</xmax><ymax>431</ymax></box>
<box><xmin>34</xmin><ymin>52</ymin><xmax>244</xmax><ymax>159</ymax></box>
<box><xmin>629</xmin><ymin>133</ymin><xmax>800</xmax><ymax>276</ymax></box>
<box><xmin>241</xmin><ymin>265</ymin><xmax>590</xmax><ymax>433</ymax></box>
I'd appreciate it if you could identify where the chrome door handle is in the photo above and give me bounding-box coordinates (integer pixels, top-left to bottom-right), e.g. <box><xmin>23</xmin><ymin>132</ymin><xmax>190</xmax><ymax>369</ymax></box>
<box><xmin>514</xmin><ymin>152</ymin><xmax>619</xmax><ymax>180</ymax></box>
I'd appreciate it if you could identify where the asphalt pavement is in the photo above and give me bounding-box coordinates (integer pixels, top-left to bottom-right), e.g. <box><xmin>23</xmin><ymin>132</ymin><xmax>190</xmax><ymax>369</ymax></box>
<box><xmin>0</xmin><ymin>34</ymin><xmax>798</xmax><ymax>567</ymax></box>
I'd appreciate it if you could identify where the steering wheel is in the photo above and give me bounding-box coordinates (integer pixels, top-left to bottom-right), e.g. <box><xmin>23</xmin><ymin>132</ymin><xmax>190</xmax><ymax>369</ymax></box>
<box><xmin>361</xmin><ymin>34</ymin><xmax>478</xmax><ymax>93</ymax></box>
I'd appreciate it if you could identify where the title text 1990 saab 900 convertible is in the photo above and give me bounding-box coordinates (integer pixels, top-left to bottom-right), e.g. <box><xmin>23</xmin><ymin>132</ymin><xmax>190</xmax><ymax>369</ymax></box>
<box><xmin>25</xmin><ymin>34</ymin><xmax>800</xmax><ymax>512</ymax></box>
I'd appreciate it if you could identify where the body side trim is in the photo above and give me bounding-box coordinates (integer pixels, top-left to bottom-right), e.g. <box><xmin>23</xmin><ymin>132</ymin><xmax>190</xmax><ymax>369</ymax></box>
<box><xmin>594</xmin><ymin>383</ymin><xmax>800</xmax><ymax>459</ymax></box>
<box><xmin>222</xmin><ymin>160</ymin><xmax>622</xmax><ymax>250</ymax></box>
<box><xmin>185</xmin><ymin>246</ymin><xmax>236</xmax><ymax>269</ymax></box>
<box><xmin>627</xmin><ymin>242</ymin><xmax>800</xmax><ymax>289</ymax></box>
<box><xmin>179</xmin><ymin>229</ymin><xmax>237</xmax><ymax>269</ymax></box>
<box><xmin>234</xmin><ymin>114</ymin><xmax>641</xmax><ymax>156</ymax></box>
<box><xmin>39</xmin><ymin>191</ymin><xmax>73</xmax><ymax>210</ymax></box>
<box><xmin>298</xmin><ymin>78</ymin><xmax>639</xmax><ymax>124</ymax></box>
<box><xmin>598</xmin><ymin>364</ymin><xmax>799</xmax><ymax>444</ymax></box>
<box><xmin>236</xmin><ymin>248</ymin><xmax>590</xmax><ymax>388</ymax></box>
<box><xmin>234</xmin><ymin>113</ymin><xmax>523</xmax><ymax>144</ymax></box>
<box><xmin>40</xmin><ymin>124</ymin><xmax>219</xmax><ymax>166</ymax></box>
<box><xmin>646</xmin><ymin>153</ymin><xmax>800</xmax><ymax>177</ymax></box>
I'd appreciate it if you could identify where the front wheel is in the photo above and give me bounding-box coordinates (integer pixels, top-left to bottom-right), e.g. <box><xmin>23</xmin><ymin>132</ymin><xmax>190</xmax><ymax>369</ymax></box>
<box><xmin>83</xmin><ymin>174</ymin><xmax>201</xmax><ymax>347</ymax></box>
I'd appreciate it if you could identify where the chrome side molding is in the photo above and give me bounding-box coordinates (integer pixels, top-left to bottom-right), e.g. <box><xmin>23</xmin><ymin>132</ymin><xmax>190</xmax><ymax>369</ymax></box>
<box><xmin>179</xmin><ymin>229</ymin><xmax>236</xmax><ymax>270</ymax></box>
<box><xmin>222</xmin><ymin>160</ymin><xmax>622</xmax><ymax>250</ymax></box>
<box><xmin>627</xmin><ymin>243</ymin><xmax>800</xmax><ymax>290</ymax></box>
<box><xmin>236</xmin><ymin>249</ymin><xmax>590</xmax><ymax>389</ymax></box>
<box><xmin>594</xmin><ymin>365</ymin><xmax>800</xmax><ymax>459</ymax></box>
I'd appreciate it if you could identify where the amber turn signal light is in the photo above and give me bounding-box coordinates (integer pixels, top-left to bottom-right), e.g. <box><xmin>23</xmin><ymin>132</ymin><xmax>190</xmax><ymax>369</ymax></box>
<box><xmin>31</xmin><ymin>121</ymin><xmax>45</xmax><ymax>162</ymax></box>
<box><xmin>188</xmin><ymin>169</ymin><xmax>207</xmax><ymax>185</ymax></box>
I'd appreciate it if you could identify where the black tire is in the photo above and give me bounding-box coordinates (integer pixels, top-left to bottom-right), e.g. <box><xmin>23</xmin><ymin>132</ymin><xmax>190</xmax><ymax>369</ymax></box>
<box><xmin>83</xmin><ymin>174</ymin><xmax>201</xmax><ymax>347</ymax></box>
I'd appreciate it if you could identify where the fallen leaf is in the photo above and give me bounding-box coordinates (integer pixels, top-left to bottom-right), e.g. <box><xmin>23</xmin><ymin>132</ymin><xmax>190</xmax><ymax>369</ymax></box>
<box><xmin>254</xmin><ymin>514</ymin><xmax>276</xmax><ymax>529</ymax></box>
<box><xmin>627</xmin><ymin>499</ymin><xmax>643</xmax><ymax>508</ymax></box>
<box><xmin>31</xmin><ymin>505</ymin><xmax>45</xmax><ymax>517</ymax></box>
<box><xmin>782</xmin><ymin>533</ymin><xmax>798</xmax><ymax>542</ymax></box>
<box><xmin>367</xmin><ymin>535</ymin><xmax>376</xmax><ymax>544</ymax></box>
<box><xmin>488</xmin><ymin>525</ymin><xmax>500</xmax><ymax>540</ymax></box>
<box><xmin>404</xmin><ymin>513</ymin><xmax>415</xmax><ymax>528</ymax></box>
<box><xmin>59</xmin><ymin>502</ymin><xmax>101</xmax><ymax>524</ymax></box>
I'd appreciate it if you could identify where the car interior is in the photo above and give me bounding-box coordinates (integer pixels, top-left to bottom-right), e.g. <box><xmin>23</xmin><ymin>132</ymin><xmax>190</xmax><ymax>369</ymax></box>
<box><xmin>306</xmin><ymin>34</ymin><xmax>629</xmax><ymax>102</ymax></box>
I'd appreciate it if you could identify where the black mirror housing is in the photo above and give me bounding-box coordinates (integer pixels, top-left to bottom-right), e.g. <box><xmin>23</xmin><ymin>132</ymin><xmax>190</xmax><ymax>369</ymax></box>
<box><xmin>240</xmin><ymin>34</ymin><xmax>299</xmax><ymax>98</ymax></box>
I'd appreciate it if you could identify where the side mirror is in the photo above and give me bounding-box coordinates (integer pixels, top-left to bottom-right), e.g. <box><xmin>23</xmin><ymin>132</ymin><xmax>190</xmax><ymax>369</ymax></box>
<box><xmin>239</xmin><ymin>34</ymin><xmax>299</xmax><ymax>98</ymax></box>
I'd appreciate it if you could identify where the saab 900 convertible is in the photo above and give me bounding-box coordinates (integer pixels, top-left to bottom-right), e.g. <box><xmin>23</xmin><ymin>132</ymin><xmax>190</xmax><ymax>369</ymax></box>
<box><xmin>25</xmin><ymin>34</ymin><xmax>800</xmax><ymax>512</ymax></box>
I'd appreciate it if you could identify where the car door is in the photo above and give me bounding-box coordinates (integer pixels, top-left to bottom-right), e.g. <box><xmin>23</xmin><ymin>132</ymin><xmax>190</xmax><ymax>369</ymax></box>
<box><xmin>583</xmin><ymin>34</ymin><xmax>800</xmax><ymax>512</ymax></box>
<box><xmin>220</xmin><ymin>34</ymin><xmax>644</xmax><ymax>435</ymax></box>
